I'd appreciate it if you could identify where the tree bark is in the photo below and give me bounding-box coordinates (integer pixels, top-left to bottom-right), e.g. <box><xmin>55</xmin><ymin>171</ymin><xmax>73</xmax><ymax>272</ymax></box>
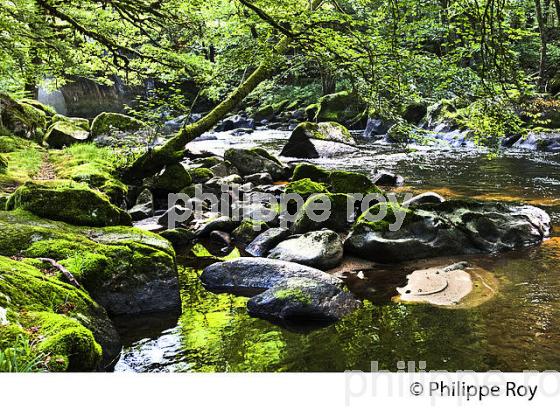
<box><xmin>122</xmin><ymin>0</ymin><xmax>323</xmax><ymax>183</ymax></box>
<box><xmin>535</xmin><ymin>0</ymin><xmax>548</xmax><ymax>89</ymax></box>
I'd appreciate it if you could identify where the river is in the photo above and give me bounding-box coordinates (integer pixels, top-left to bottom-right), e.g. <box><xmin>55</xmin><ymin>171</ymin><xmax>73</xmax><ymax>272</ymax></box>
<box><xmin>114</xmin><ymin>129</ymin><xmax>560</xmax><ymax>372</ymax></box>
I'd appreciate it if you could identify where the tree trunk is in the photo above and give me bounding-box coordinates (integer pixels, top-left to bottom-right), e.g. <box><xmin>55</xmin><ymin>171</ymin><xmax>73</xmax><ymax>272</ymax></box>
<box><xmin>535</xmin><ymin>0</ymin><xmax>548</xmax><ymax>89</ymax></box>
<box><xmin>123</xmin><ymin>0</ymin><xmax>323</xmax><ymax>183</ymax></box>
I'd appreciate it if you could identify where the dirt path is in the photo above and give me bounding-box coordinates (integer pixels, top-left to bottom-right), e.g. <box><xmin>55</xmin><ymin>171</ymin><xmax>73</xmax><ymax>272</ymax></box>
<box><xmin>36</xmin><ymin>153</ymin><xmax>56</xmax><ymax>180</ymax></box>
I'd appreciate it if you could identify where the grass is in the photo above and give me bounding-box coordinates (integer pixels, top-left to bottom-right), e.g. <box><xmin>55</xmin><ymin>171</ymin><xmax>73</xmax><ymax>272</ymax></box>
<box><xmin>0</xmin><ymin>334</ymin><xmax>47</xmax><ymax>372</ymax></box>
<box><xmin>0</xmin><ymin>136</ymin><xmax>44</xmax><ymax>191</ymax></box>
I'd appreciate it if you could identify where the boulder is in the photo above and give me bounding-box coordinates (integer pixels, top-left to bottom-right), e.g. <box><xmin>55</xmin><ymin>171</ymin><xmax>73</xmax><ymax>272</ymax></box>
<box><xmin>402</xmin><ymin>101</ymin><xmax>428</xmax><ymax>124</ymax></box>
<box><xmin>189</xmin><ymin>167</ymin><xmax>214</xmax><ymax>184</ymax></box>
<box><xmin>196</xmin><ymin>216</ymin><xmax>240</xmax><ymax>236</ymax></box>
<box><xmin>44</xmin><ymin>121</ymin><xmax>90</xmax><ymax>148</ymax></box>
<box><xmin>315</xmin><ymin>91</ymin><xmax>366</xmax><ymax>126</ymax></box>
<box><xmin>291</xmin><ymin>163</ymin><xmax>330</xmax><ymax>183</ymax></box>
<box><xmin>268</xmin><ymin>230</ymin><xmax>343</xmax><ymax>270</ymax></box>
<box><xmin>284</xmin><ymin>178</ymin><xmax>329</xmax><ymax>198</ymax></box>
<box><xmin>157</xmin><ymin>204</ymin><xmax>193</xmax><ymax>228</ymax></box>
<box><xmin>148</xmin><ymin>163</ymin><xmax>192</xmax><ymax>192</ymax></box>
<box><xmin>345</xmin><ymin>200</ymin><xmax>551</xmax><ymax>262</ymax></box>
<box><xmin>215</xmin><ymin>115</ymin><xmax>254</xmax><ymax>132</ymax></box>
<box><xmin>160</xmin><ymin>228</ymin><xmax>196</xmax><ymax>247</ymax></box>
<box><xmin>90</xmin><ymin>112</ymin><xmax>146</xmax><ymax>137</ymax></box>
<box><xmin>0</xmin><ymin>94</ymin><xmax>48</xmax><ymax>142</ymax></box>
<box><xmin>280</xmin><ymin>122</ymin><xmax>358</xmax><ymax>158</ymax></box>
<box><xmin>224</xmin><ymin>148</ymin><xmax>286</xmax><ymax>180</ymax></box>
<box><xmin>128</xmin><ymin>202</ymin><xmax>153</xmax><ymax>221</ymax></box>
<box><xmin>363</xmin><ymin>117</ymin><xmax>392</xmax><ymax>139</ymax></box>
<box><xmin>291</xmin><ymin>193</ymin><xmax>353</xmax><ymax>234</ymax></box>
<box><xmin>0</xmin><ymin>256</ymin><xmax>120</xmax><ymax>371</ymax></box>
<box><xmin>329</xmin><ymin>170</ymin><xmax>381</xmax><ymax>195</ymax></box>
<box><xmin>51</xmin><ymin>114</ymin><xmax>90</xmax><ymax>130</ymax></box>
<box><xmin>209</xmin><ymin>161</ymin><xmax>240</xmax><ymax>177</ymax></box>
<box><xmin>372</xmin><ymin>171</ymin><xmax>404</xmax><ymax>186</ymax></box>
<box><xmin>245</xmin><ymin>228</ymin><xmax>291</xmax><ymax>257</ymax></box>
<box><xmin>0</xmin><ymin>210</ymin><xmax>180</xmax><ymax>317</ymax></box>
<box><xmin>244</xmin><ymin>172</ymin><xmax>273</xmax><ymax>185</ymax></box>
<box><xmin>247</xmin><ymin>277</ymin><xmax>361</xmax><ymax>322</ymax></box>
<box><xmin>6</xmin><ymin>180</ymin><xmax>131</xmax><ymax>227</ymax></box>
<box><xmin>200</xmin><ymin>257</ymin><xmax>342</xmax><ymax>295</ymax></box>
<box><xmin>231</xmin><ymin>219</ymin><xmax>269</xmax><ymax>244</ymax></box>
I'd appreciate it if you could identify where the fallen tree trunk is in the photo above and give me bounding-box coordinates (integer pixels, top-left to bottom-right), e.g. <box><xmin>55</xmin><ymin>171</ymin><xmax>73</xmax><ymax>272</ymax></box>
<box><xmin>122</xmin><ymin>0</ymin><xmax>323</xmax><ymax>183</ymax></box>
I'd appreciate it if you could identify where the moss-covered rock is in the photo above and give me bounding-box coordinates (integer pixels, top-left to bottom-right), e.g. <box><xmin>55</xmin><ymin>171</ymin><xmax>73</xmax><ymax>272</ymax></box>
<box><xmin>291</xmin><ymin>193</ymin><xmax>353</xmax><ymax>233</ymax></box>
<box><xmin>315</xmin><ymin>91</ymin><xmax>366</xmax><ymax>125</ymax></box>
<box><xmin>6</xmin><ymin>180</ymin><xmax>131</xmax><ymax>227</ymax></box>
<box><xmin>90</xmin><ymin>112</ymin><xmax>146</xmax><ymax>137</ymax></box>
<box><xmin>148</xmin><ymin>163</ymin><xmax>192</xmax><ymax>192</ymax></box>
<box><xmin>0</xmin><ymin>94</ymin><xmax>48</xmax><ymax>142</ymax></box>
<box><xmin>189</xmin><ymin>167</ymin><xmax>214</xmax><ymax>184</ymax></box>
<box><xmin>0</xmin><ymin>255</ymin><xmax>120</xmax><ymax>371</ymax></box>
<box><xmin>280</xmin><ymin>122</ymin><xmax>357</xmax><ymax>158</ymax></box>
<box><xmin>291</xmin><ymin>163</ymin><xmax>330</xmax><ymax>183</ymax></box>
<box><xmin>328</xmin><ymin>170</ymin><xmax>382</xmax><ymax>195</ymax></box>
<box><xmin>19</xmin><ymin>99</ymin><xmax>57</xmax><ymax>118</ymax></box>
<box><xmin>253</xmin><ymin>104</ymin><xmax>275</xmax><ymax>121</ymax></box>
<box><xmin>0</xmin><ymin>210</ymin><xmax>179</xmax><ymax>316</ymax></box>
<box><xmin>232</xmin><ymin>219</ymin><xmax>269</xmax><ymax>245</ymax></box>
<box><xmin>304</xmin><ymin>103</ymin><xmax>319</xmax><ymax>121</ymax></box>
<box><xmin>50</xmin><ymin>114</ymin><xmax>89</xmax><ymax>130</ymax></box>
<box><xmin>285</xmin><ymin>178</ymin><xmax>329</xmax><ymax>198</ymax></box>
<box><xmin>0</xmin><ymin>154</ymin><xmax>7</xmax><ymax>174</ymax></box>
<box><xmin>224</xmin><ymin>148</ymin><xmax>286</xmax><ymax>180</ymax></box>
<box><xmin>353</xmin><ymin>202</ymin><xmax>413</xmax><ymax>232</ymax></box>
<box><xmin>44</xmin><ymin>121</ymin><xmax>90</xmax><ymax>148</ymax></box>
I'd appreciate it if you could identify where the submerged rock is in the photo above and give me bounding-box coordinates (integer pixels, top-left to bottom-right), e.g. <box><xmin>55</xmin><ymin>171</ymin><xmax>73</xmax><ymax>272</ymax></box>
<box><xmin>268</xmin><ymin>230</ymin><xmax>343</xmax><ymax>270</ymax></box>
<box><xmin>247</xmin><ymin>277</ymin><xmax>360</xmax><ymax>322</ymax></box>
<box><xmin>200</xmin><ymin>257</ymin><xmax>341</xmax><ymax>295</ymax></box>
<box><xmin>345</xmin><ymin>200</ymin><xmax>551</xmax><ymax>262</ymax></box>
<box><xmin>280</xmin><ymin>122</ymin><xmax>358</xmax><ymax>158</ymax></box>
<box><xmin>372</xmin><ymin>171</ymin><xmax>404</xmax><ymax>186</ymax></box>
<box><xmin>6</xmin><ymin>180</ymin><xmax>131</xmax><ymax>227</ymax></box>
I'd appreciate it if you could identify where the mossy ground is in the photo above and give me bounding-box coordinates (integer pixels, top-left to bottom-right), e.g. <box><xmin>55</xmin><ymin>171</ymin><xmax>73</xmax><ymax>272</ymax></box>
<box><xmin>0</xmin><ymin>136</ymin><xmax>44</xmax><ymax>192</ymax></box>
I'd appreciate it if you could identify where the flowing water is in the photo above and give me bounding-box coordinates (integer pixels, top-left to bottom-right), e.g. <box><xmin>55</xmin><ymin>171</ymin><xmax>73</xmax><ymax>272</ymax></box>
<box><xmin>115</xmin><ymin>129</ymin><xmax>560</xmax><ymax>372</ymax></box>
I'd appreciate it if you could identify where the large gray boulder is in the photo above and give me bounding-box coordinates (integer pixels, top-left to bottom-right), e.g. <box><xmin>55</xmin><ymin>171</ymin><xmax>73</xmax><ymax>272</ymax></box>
<box><xmin>280</xmin><ymin>122</ymin><xmax>358</xmax><ymax>158</ymax></box>
<box><xmin>345</xmin><ymin>200</ymin><xmax>551</xmax><ymax>262</ymax></box>
<box><xmin>268</xmin><ymin>230</ymin><xmax>343</xmax><ymax>270</ymax></box>
<box><xmin>247</xmin><ymin>277</ymin><xmax>360</xmax><ymax>322</ymax></box>
<box><xmin>200</xmin><ymin>257</ymin><xmax>341</xmax><ymax>295</ymax></box>
<box><xmin>44</xmin><ymin>121</ymin><xmax>90</xmax><ymax>148</ymax></box>
<box><xmin>245</xmin><ymin>228</ymin><xmax>291</xmax><ymax>257</ymax></box>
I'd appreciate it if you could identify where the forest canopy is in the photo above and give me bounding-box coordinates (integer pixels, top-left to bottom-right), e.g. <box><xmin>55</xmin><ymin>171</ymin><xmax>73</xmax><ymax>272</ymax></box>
<box><xmin>1</xmin><ymin>0</ymin><xmax>560</xmax><ymax>133</ymax></box>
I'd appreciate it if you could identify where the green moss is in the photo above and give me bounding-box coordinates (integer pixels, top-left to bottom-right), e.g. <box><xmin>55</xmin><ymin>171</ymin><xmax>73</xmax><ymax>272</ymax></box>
<box><xmin>150</xmin><ymin>163</ymin><xmax>192</xmax><ymax>192</ymax></box>
<box><xmin>273</xmin><ymin>288</ymin><xmax>311</xmax><ymax>305</ymax></box>
<box><xmin>90</xmin><ymin>112</ymin><xmax>146</xmax><ymax>137</ymax></box>
<box><xmin>44</xmin><ymin>121</ymin><xmax>90</xmax><ymax>148</ymax></box>
<box><xmin>291</xmin><ymin>163</ymin><xmax>330</xmax><ymax>183</ymax></box>
<box><xmin>195</xmin><ymin>156</ymin><xmax>222</xmax><ymax>168</ymax></box>
<box><xmin>50</xmin><ymin>143</ymin><xmax>127</xmax><ymax>203</ymax></box>
<box><xmin>328</xmin><ymin>170</ymin><xmax>382</xmax><ymax>195</ymax></box>
<box><xmin>6</xmin><ymin>180</ymin><xmax>131</xmax><ymax>226</ymax></box>
<box><xmin>19</xmin><ymin>99</ymin><xmax>57</xmax><ymax>118</ymax></box>
<box><xmin>189</xmin><ymin>167</ymin><xmax>214</xmax><ymax>184</ymax></box>
<box><xmin>316</xmin><ymin>91</ymin><xmax>365</xmax><ymax>124</ymax></box>
<box><xmin>51</xmin><ymin>115</ymin><xmax>90</xmax><ymax>131</ymax></box>
<box><xmin>292</xmin><ymin>192</ymin><xmax>352</xmax><ymax>233</ymax></box>
<box><xmin>291</xmin><ymin>121</ymin><xmax>353</xmax><ymax>144</ymax></box>
<box><xmin>0</xmin><ymin>155</ymin><xmax>7</xmax><ymax>174</ymax></box>
<box><xmin>0</xmin><ymin>137</ymin><xmax>44</xmax><ymax>191</ymax></box>
<box><xmin>232</xmin><ymin>219</ymin><xmax>269</xmax><ymax>244</ymax></box>
<box><xmin>253</xmin><ymin>104</ymin><xmax>275</xmax><ymax>121</ymax></box>
<box><xmin>22</xmin><ymin>312</ymin><xmax>101</xmax><ymax>371</ymax></box>
<box><xmin>285</xmin><ymin>178</ymin><xmax>329</xmax><ymax>198</ymax></box>
<box><xmin>354</xmin><ymin>202</ymin><xmax>412</xmax><ymax>232</ymax></box>
<box><xmin>0</xmin><ymin>94</ymin><xmax>47</xmax><ymax>143</ymax></box>
<box><xmin>304</xmin><ymin>103</ymin><xmax>319</xmax><ymax>120</ymax></box>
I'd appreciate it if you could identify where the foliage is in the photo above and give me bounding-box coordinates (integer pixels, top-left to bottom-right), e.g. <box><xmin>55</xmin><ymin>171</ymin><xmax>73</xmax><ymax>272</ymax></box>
<box><xmin>0</xmin><ymin>334</ymin><xmax>47</xmax><ymax>372</ymax></box>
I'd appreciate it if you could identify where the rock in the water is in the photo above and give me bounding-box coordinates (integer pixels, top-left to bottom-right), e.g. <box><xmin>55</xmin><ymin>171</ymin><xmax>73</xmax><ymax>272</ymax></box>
<box><xmin>244</xmin><ymin>172</ymin><xmax>273</xmax><ymax>185</ymax></box>
<box><xmin>372</xmin><ymin>171</ymin><xmax>404</xmax><ymax>186</ymax></box>
<box><xmin>157</xmin><ymin>204</ymin><xmax>193</xmax><ymax>228</ymax></box>
<box><xmin>90</xmin><ymin>112</ymin><xmax>146</xmax><ymax>137</ymax></box>
<box><xmin>245</xmin><ymin>227</ymin><xmax>291</xmax><ymax>256</ymax></box>
<box><xmin>224</xmin><ymin>148</ymin><xmax>286</xmax><ymax>180</ymax></box>
<box><xmin>6</xmin><ymin>180</ymin><xmax>131</xmax><ymax>227</ymax></box>
<box><xmin>159</xmin><ymin>228</ymin><xmax>196</xmax><ymax>247</ymax></box>
<box><xmin>128</xmin><ymin>202</ymin><xmax>153</xmax><ymax>221</ymax></box>
<box><xmin>280</xmin><ymin>122</ymin><xmax>358</xmax><ymax>158</ymax></box>
<box><xmin>345</xmin><ymin>200</ymin><xmax>551</xmax><ymax>262</ymax></box>
<box><xmin>201</xmin><ymin>257</ymin><xmax>341</xmax><ymax>295</ymax></box>
<box><xmin>247</xmin><ymin>277</ymin><xmax>360</xmax><ymax>322</ymax></box>
<box><xmin>44</xmin><ymin>121</ymin><xmax>90</xmax><ymax>148</ymax></box>
<box><xmin>231</xmin><ymin>219</ymin><xmax>269</xmax><ymax>245</ymax></box>
<box><xmin>402</xmin><ymin>192</ymin><xmax>445</xmax><ymax>207</ymax></box>
<box><xmin>511</xmin><ymin>131</ymin><xmax>560</xmax><ymax>152</ymax></box>
<box><xmin>196</xmin><ymin>216</ymin><xmax>240</xmax><ymax>236</ymax></box>
<box><xmin>397</xmin><ymin>262</ymin><xmax>472</xmax><ymax>306</ymax></box>
<box><xmin>215</xmin><ymin>115</ymin><xmax>254</xmax><ymax>132</ymax></box>
<box><xmin>363</xmin><ymin>117</ymin><xmax>392</xmax><ymax>139</ymax></box>
<box><xmin>268</xmin><ymin>230</ymin><xmax>344</xmax><ymax>270</ymax></box>
<box><xmin>291</xmin><ymin>193</ymin><xmax>354</xmax><ymax>233</ymax></box>
<box><xmin>291</xmin><ymin>163</ymin><xmax>330</xmax><ymax>183</ymax></box>
<box><xmin>314</xmin><ymin>91</ymin><xmax>366</xmax><ymax>126</ymax></box>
